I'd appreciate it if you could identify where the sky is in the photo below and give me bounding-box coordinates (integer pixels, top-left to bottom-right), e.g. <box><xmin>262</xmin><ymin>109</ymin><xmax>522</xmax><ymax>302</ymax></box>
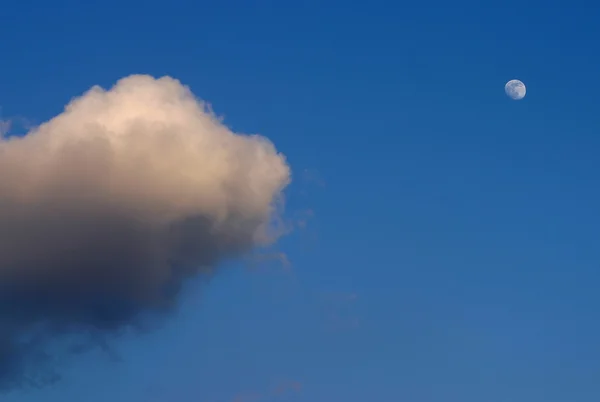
<box><xmin>1</xmin><ymin>0</ymin><xmax>599</xmax><ymax>401</ymax></box>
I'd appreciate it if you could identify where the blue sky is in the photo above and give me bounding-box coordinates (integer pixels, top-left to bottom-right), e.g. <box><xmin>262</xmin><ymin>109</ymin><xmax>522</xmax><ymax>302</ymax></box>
<box><xmin>2</xmin><ymin>0</ymin><xmax>600</xmax><ymax>401</ymax></box>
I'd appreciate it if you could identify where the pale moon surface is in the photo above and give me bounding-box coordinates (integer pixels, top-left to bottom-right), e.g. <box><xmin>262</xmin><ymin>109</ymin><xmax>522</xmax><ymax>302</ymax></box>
<box><xmin>505</xmin><ymin>79</ymin><xmax>526</xmax><ymax>100</ymax></box>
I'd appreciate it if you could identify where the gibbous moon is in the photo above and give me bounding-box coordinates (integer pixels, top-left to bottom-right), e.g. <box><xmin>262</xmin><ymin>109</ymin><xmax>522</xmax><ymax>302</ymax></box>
<box><xmin>505</xmin><ymin>79</ymin><xmax>526</xmax><ymax>100</ymax></box>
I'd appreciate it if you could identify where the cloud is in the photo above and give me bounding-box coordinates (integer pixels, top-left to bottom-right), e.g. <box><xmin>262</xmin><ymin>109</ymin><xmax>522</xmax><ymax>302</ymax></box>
<box><xmin>0</xmin><ymin>119</ymin><xmax>10</xmax><ymax>136</ymax></box>
<box><xmin>300</xmin><ymin>168</ymin><xmax>325</xmax><ymax>188</ymax></box>
<box><xmin>0</xmin><ymin>74</ymin><xmax>291</xmax><ymax>391</ymax></box>
<box><xmin>271</xmin><ymin>379</ymin><xmax>302</xmax><ymax>395</ymax></box>
<box><xmin>244</xmin><ymin>252</ymin><xmax>292</xmax><ymax>274</ymax></box>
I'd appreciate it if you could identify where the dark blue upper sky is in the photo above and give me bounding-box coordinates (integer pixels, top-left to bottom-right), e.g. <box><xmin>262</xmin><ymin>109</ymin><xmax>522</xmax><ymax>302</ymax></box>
<box><xmin>2</xmin><ymin>0</ymin><xmax>600</xmax><ymax>401</ymax></box>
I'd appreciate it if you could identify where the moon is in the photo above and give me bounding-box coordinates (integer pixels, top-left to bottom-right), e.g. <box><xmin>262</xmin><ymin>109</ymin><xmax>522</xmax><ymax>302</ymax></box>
<box><xmin>505</xmin><ymin>79</ymin><xmax>526</xmax><ymax>100</ymax></box>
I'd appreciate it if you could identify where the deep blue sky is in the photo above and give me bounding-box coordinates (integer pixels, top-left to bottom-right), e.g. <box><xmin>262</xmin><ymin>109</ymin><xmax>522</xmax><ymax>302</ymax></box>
<box><xmin>2</xmin><ymin>0</ymin><xmax>600</xmax><ymax>401</ymax></box>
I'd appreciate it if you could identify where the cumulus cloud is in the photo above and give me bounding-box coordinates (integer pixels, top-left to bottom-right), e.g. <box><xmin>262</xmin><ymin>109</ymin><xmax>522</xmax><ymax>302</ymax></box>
<box><xmin>0</xmin><ymin>75</ymin><xmax>290</xmax><ymax>391</ymax></box>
